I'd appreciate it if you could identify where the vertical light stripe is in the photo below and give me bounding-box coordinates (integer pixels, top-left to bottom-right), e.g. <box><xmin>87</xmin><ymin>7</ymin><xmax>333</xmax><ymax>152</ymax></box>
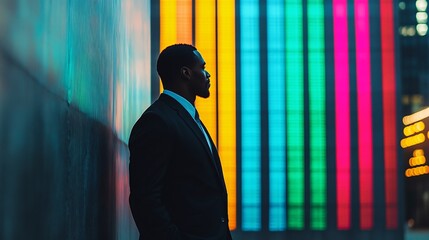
<box><xmin>159</xmin><ymin>0</ymin><xmax>192</xmax><ymax>93</ymax></box>
<box><xmin>333</xmin><ymin>0</ymin><xmax>351</xmax><ymax>229</ymax></box>
<box><xmin>308</xmin><ymin>0</ymin><xmax>326</xmax><ymax>230</ymax></box>
<box><xmin>160</xmin><ymin>0</ymin><xmax>177</xmax><ymax>50</ymax></box>
<box><xmin>355</xmin><ymin>0</ymin><xmax>373</xmax><ymax>229</ymax></box>
<box><xmin>240</xmin><ymin>0</ymin><xmax>261</xmax><ymax>231</ymax></box>
<box><xmin>267</xmin><ymin>0</ymin><xmax>286</xmax><ymax>231</ymax></box>
<box><xmin>217</xmin><ymin>0</ymin><xmax>237</xmax><ymax>230</ymax></box>
<box><xmin>159</xmin><ymin>0</ymin><xmax>177</xmax><ymax>92</ymax></box>
<box><xmin>195</xmin><ymin>0</ymin><xmax>217</xmax><ymax>142</ymax></box>
<box><xmin>286</xmin><ymin>0</ymin><xmax>304</xmax><ymax>230</ymax></box>
<box><xmin>176</xmin><ymin>0</ymin><xmax>193</xmax><ymax>44</ymax></box>
<box><xmin>380</xmin><ymin>0</ymin><xmax>398</xmax><ymax>229</ymax></box>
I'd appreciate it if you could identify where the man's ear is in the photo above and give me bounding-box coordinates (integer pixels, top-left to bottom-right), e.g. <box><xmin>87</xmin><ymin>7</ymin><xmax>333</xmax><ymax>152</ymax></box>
<box><xmin>180</xmin><ymin>67</ymin><xmax>191</xmax><ymax>80</ymax></box>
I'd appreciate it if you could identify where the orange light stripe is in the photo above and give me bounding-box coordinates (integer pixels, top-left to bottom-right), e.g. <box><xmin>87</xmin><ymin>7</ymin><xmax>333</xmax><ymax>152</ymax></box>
<box><xmin>217</xmin><ymin>0</ymin><xmax>237</xmax><ymax>230</ymax></box>
<box><xmin>195</xmin><ymin>0</ymin><xmax>217</xmax><ymax>142</ymax></box>
<box><xmin>176</xmin><ymin>0</ymin><xmax>193</xmax><ymax>44</ymax></box>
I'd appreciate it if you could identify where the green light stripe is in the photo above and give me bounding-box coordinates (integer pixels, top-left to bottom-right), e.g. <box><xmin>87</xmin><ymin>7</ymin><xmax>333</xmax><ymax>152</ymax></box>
<box><xmin>286</xmin><ymin>0</ymin><xmax>304</xmax><ymax>230</ymax></box>
<box><xmin>308</xmin><ymin>0</ymin><xmax>326</xmax><ymax>230</ymax></box>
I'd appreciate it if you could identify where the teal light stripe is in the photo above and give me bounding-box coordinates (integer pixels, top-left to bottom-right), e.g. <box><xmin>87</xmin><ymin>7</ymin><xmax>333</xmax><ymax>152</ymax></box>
<box><xmin>267</xmin><ymin>0</ymin><xmax>286</xmax><ymax>231</ymax></box>
<box><xmin>308</xmin><ymin>0</ymin><xmax>327</xmax><ymax>230</ymax></box>
<box><xmin>240</xmin><ymin>0</ymin><xmax>261</xmax><ymax>231</ymax></box>
<box><xmin>286</xmin><ymin>0</ymin><xmax>305</xmax><ymax>229</ymax></box>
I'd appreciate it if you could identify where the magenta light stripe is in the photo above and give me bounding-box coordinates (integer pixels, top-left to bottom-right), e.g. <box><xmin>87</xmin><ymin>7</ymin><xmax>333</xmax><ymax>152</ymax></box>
<box><xmin>333</xmin><ymin>0</ymin><xmax>351</xmax><ymax>230</ymax></box>
<box><xmin>355</xmin><ymin>0</ymin><xmax>373</xmax><ymax>230</ymax></box>
<box><xmin>380</xmin><ymin>0</ymin><xmax>398</xmax><ymax>229</ymax></box>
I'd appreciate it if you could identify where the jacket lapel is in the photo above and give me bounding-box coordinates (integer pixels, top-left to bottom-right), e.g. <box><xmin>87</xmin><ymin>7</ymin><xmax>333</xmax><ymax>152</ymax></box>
<box><xmin>200</xmin><ymin>122</ymin><xmax>228</xmax><ymax>192</ymax></box>
<box><xmin>159</xmin><ymin>95</ymin><xmax>207</xmax><ymax>150</ymax></box>
<box><xmin>159</xmin><ymin>94</ymin><xmax>222</xmax><ymax>178</ymax></box>
<box><xmin>177</xmin><ymin>108</ymin><xmax>214</xmax><ymax>158</ymax></box>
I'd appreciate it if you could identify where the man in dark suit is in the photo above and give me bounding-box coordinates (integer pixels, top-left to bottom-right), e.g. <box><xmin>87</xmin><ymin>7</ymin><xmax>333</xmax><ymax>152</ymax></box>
<box><xmin>129</xmin><ymin>44</ymin><xmax>232</xmax><ymax>240</ymax></box>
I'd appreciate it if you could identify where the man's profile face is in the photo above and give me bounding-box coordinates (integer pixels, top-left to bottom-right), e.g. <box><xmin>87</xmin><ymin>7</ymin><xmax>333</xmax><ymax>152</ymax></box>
<box><xmin>188</xmin><ymin>50</ymin><xmax>211</xmax><ymax>98</ymax></box>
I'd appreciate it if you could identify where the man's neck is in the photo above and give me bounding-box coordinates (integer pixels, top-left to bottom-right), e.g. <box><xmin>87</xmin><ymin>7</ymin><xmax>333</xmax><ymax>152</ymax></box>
<box><xmin>164</xmin><ymin>87</ymin><xmax>195</xmax><ymax>106</ymax></box>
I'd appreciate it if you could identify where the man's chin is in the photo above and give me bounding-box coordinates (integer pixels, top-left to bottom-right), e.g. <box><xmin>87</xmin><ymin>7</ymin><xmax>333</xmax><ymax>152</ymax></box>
<box><xmin>198</xmin><ymin>92</ymin><xmax>210</xmax><ymax>98</ymax></box>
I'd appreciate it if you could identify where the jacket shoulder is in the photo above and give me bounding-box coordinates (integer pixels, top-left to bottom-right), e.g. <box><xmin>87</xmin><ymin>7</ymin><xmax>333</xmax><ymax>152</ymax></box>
<box><xmin>128</xmin><ymin>97</ymin><xmax>178</xmax><ymax>143</ymax></box>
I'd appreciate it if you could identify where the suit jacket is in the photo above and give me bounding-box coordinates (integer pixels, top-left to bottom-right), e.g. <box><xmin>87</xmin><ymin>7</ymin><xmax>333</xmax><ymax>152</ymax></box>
<box><xmin>129</xmin><ymin>94</ymin><xmax>232</xmax><ymax>240</ymax></box>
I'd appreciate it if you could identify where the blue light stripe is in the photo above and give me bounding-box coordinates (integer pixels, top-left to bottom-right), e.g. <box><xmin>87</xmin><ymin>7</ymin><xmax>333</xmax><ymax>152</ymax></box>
<box><xmin>240</xmin><ymin>0</ymin><xmax>261</xmax><ymax>231</ymax></box>
<box><xmin>267</xmin><ymin>0</ymin><xmax>286</xmax><ymax>231</ymax></box>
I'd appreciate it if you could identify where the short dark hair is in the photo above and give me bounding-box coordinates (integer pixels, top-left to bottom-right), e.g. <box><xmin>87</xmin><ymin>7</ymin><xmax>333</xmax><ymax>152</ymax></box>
<box><xmin>157</xmin><ymin>44</ymin><xmax>197</xmax><ymax>86</ymax></box>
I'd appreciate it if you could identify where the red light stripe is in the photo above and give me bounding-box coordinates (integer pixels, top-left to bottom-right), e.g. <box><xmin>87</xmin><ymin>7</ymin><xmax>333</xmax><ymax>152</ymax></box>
<box><xmin>333</xmin><ymin>0</ymin><xmax>351</xmax><ymax>230</ymax></box>
<box><xmin>380</xmin><ymin>0</ymin><xmax>398</xmax><ymax>229</ymax></box>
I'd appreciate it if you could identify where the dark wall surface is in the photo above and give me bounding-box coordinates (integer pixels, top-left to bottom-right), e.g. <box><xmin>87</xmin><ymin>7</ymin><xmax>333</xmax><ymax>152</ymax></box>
<box><xmin>0</xmin><ymin>0</ymin><xmax>145</xmax><ymax>239</ymax></box>
<box><xmin>0</xmin><ymin>52</ymin><xmax>119</xmax><ymax>239</ymax></box>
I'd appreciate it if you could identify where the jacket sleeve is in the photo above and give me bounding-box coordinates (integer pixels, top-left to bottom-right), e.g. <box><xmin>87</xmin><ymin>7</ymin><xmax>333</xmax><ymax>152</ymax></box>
<box><xmin>128</xmin><ymin>112</ymin><xmax>182</xmax><ymax>240</ymax></box>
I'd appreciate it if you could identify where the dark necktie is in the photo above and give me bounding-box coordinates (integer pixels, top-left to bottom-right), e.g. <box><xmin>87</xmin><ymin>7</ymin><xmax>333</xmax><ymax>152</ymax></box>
<box><xmin>194</xmin><ymin>110</ymin><xmax>213</xmax><ymax>153</ymax></box>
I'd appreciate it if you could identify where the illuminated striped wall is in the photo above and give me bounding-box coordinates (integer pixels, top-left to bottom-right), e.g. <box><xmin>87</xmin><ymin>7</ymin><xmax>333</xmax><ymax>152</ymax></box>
<box><xmin>154</xmin><ymin>0</ymin><xmax>401</xmax><ymax>237</ymax></box>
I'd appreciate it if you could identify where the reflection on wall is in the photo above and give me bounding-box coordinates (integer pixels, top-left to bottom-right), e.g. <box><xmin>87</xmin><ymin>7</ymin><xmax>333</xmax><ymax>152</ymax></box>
<box><xmin>0</xmin><ymin>58</ymin><xmax>118</xmax><ymax>239</ymax></box>
<box><xmin>0</xmin><ymin>0</ymin><xmax>149</xmax><ymax>239</ymax></box>
<box><xmin>2</xmin><ymin>0</ymin><xmax>151</xmax><ymax>141</ymax></box>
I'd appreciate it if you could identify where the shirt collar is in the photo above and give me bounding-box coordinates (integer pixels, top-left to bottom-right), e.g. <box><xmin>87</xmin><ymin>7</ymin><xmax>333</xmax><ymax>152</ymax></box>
<box><xmin>163</xmin><ymin>90</ymin><xmax>196</xmax><ymax>119</ymax></box>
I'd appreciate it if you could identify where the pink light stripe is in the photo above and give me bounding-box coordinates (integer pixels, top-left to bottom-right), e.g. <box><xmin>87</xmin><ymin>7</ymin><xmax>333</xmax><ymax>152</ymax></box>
<box><xmin>355</xmin><ymin>0</ymin><xmax>374</xmax><ymax>229</ymax></box>
<box><xmin>355</xmin><ymin>0</ymin><xmax>373</xmax><ymax>230</ymax></box>
<box><xmin>380</xmin><ymin>0</ymin><xmax>398</xmax><ymax>229</ymax></box>
<box><xmin>333</xmin><ymin>0</ymin><xmax>351</xmax><ymax>230</ymax></box>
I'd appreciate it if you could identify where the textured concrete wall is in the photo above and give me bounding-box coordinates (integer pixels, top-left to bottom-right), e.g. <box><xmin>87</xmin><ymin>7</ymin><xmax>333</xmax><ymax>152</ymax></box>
<box><xmin>0</xmin><ymin>55</ymin><xmax>117</xmax><ymax>239</ymax></box>
<box><xmin>0</xmin><ymin>0</ymin><xmax>149</xmax><ymax>239</ymax></box>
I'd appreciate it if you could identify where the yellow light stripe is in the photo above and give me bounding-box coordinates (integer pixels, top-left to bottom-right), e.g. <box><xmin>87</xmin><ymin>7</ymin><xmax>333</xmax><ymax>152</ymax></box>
<box><xmin>195</xmin><ymin>0</ymin><xmax>217</xmax><ymax>142</ymax></box>
<box><xmin>159</xmin><ymin>0</ymin><xmax>177</xmax><ymax>93</ymax></box>
<box><xmin>176</xmin><ymin>0</ymin><xmax>193</xmax><ymax>44</ymax></box>
<box><xmin>217</xmin><ymin>0</ymin><xmax>237</xmax><ymax>230</ymax></box>
<box><xmin>160</xmin><ymin>0</ymin><xmax>177</xmax><ymax>51</ymax></box>
<box><xmin>159</xmin><ymin>0</ymin><xmax>192</xmax><ymax>92</ymax></box>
